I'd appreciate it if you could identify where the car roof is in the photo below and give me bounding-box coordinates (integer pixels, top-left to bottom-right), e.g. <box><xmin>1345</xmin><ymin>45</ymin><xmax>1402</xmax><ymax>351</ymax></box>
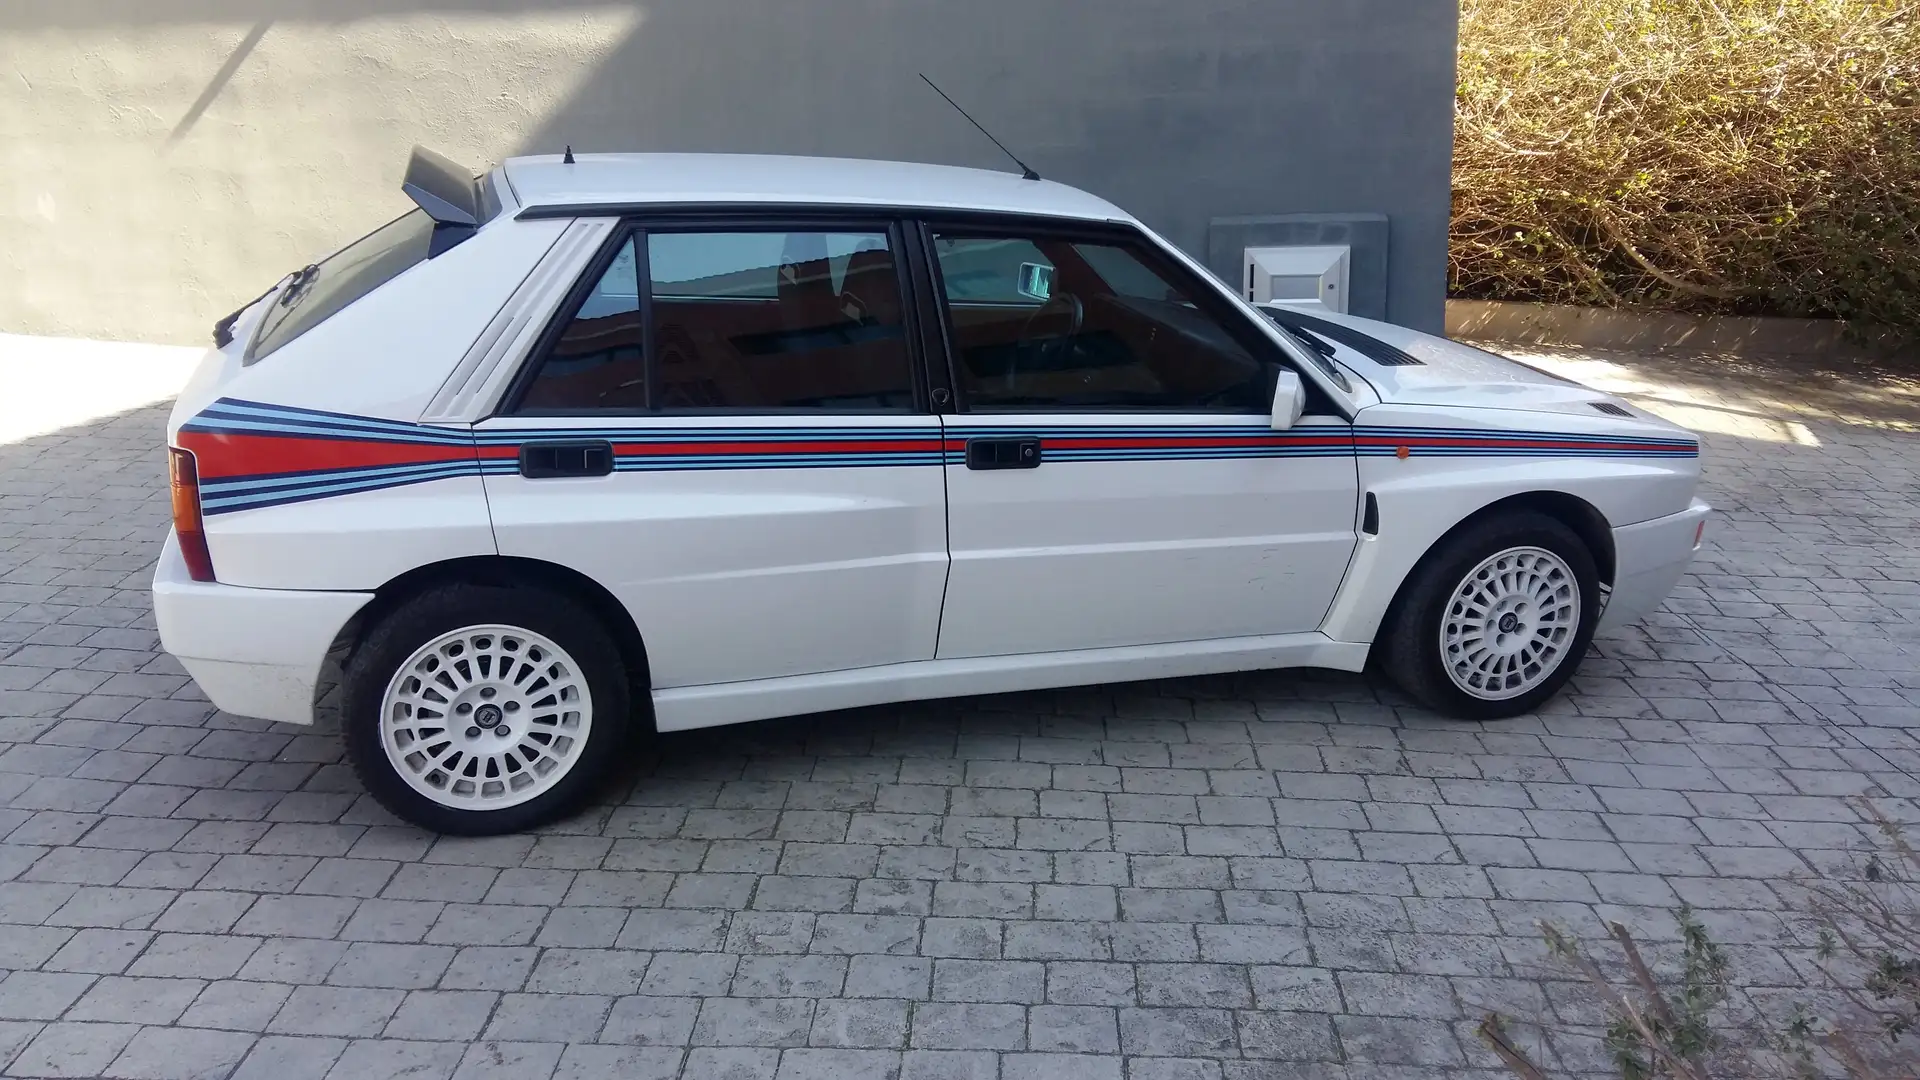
<box><xmin>497</xmin><ymin>152</ymin><xmax>1134</xmax><ymax>223</ymax></box>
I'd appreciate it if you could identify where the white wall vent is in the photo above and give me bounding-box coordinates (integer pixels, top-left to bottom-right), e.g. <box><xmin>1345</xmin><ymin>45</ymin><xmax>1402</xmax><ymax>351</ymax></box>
<box><xmin>1244</xmin><ymin>244</ymin><xmax>1350</xmax><ymax>313</ymax></box>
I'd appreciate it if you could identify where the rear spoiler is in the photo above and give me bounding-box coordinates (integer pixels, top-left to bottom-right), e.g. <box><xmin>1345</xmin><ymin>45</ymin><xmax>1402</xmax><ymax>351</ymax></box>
<box><xmin>403</xmin><ymin>145</ymin><xmax>489</xmax><ymax>256</ymax></box>
<box><xmin>212</xmin><ymin>146</ymin><xmax>490</xmax><ymax>348</ymax></box>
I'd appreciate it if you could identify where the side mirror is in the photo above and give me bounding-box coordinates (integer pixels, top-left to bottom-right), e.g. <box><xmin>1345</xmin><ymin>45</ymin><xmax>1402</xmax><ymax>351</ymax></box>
<box><xmin>1270</xmin><ymin>368</ymin><xmax>1306</xmax><ymax>430</ymax></box>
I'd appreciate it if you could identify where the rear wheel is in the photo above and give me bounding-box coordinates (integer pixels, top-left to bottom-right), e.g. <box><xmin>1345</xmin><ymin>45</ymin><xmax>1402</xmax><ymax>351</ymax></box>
<box><xmin>1379</xmin><ymin>511</ymin><xmax>1600</xmax><ymax>719</ymax></box>
<box><xmin>342</xmin><ymin>585</ymin><xmax>630</xmax><ymax>834</ymax></box>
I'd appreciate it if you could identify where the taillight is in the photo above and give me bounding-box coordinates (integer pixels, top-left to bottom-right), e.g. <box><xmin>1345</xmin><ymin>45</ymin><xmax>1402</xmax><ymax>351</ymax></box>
<box><xmin>1693</xmin><ymin>520</ymin><xmax>1707</xmax><ymax>549</ymax></box>
<box><xmin>169</xmin><ymin>448</ymin><xmax>216</xmax><ymax>582</ymax></box>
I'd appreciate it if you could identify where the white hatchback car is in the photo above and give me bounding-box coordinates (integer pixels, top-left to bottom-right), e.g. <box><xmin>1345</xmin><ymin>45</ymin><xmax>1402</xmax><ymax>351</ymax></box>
<box><xmin>154</xmin><ymin>147</ymin><xmax>1709</xmax><ymax>834</ymax></box>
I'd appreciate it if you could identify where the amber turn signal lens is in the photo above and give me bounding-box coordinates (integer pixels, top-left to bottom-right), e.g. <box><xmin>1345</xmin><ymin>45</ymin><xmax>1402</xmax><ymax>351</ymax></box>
<box><xmin>169</xmin><ymin>447</ymin><xmax>216</xmax><ymax>582</ymax></box>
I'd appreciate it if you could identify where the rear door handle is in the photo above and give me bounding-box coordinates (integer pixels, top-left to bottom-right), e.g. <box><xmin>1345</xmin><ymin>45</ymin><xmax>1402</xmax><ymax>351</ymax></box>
<box><xmin>965</xmin><ymin>437</ymin><xmax>1042</xmax><ymax>471</ymax></box>
<box><xmin>519</xmin><ymin>440</ymin><xmax>615</xmax><ymax>479</ymax></box>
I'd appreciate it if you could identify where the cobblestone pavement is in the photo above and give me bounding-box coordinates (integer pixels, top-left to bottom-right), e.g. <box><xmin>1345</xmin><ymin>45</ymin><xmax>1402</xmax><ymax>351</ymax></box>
<box><xmin>0</xmin><ymin>347</ymin><xmax>1916</xmax><ymax>1080</ymax></box>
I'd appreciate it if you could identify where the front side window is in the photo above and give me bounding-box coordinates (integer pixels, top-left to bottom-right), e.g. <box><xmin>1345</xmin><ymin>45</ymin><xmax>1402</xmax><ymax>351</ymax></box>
<box><xmin>930</xmin><ymin>231</ymin><xmax>1271</xmax><ymax>411</ymax></box>
<box><xmin>517</xmin><ymin>228</ymin><xmax>915</xmax><ymax>412</ymax></box>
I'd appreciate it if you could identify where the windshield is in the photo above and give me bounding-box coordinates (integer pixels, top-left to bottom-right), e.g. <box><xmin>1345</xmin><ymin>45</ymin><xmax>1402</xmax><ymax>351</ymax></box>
<box><xmin>248</xmin><ymin>208</ymin><xmax>439</xmax><ymax>363</ymax></box>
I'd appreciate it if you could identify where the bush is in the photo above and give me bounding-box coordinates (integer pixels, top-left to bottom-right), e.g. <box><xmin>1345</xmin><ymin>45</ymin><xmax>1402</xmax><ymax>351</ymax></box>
<box><xmin>1481</xmin><ymin>800</ymin><xmax>1920</xmax><ymax>1079</ymax></box>
<box><xmin>1452</xmin><ymin>0</ymin><xmax>1920</xmax><ymax>329</ymax></box>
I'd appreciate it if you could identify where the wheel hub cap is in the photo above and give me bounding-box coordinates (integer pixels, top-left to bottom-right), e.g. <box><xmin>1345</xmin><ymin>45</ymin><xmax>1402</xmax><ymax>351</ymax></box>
<box><xmin>379</xmin><ymin>624</ymin><xmax>593</xmax><ymax>810</ymax></box>
<box><xmin>1439</xmin><ymin>546</ymin><xmax>1581</xmax><ymax>701</ymax></box>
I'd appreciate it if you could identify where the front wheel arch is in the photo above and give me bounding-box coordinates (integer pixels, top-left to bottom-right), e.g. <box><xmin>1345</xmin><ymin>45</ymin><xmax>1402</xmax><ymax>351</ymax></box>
<box><xmin>1374</xmin><ymin>506</ymin><xmax>1603</xmax><ymax>718</ymax></box>
<box><xmin>1376</xmin><ymin>490</ymin><xmax>1614</xmax><ymax>637</ymax></box>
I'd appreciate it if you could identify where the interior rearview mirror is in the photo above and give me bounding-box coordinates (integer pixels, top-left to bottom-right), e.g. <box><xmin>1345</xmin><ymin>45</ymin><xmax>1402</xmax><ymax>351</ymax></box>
<box><xmin>1271</xmin><ymin>369</ymin><xmax>1306</xmax><ymax>431</ymax></box>
<box><xmin>1016</xmin><ymin>262</ymin><xmax>1053</xmax><ymax>301</ymax></box>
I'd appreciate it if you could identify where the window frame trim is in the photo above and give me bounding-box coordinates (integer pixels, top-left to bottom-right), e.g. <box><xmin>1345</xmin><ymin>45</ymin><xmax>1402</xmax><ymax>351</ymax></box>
<box><xmin>913</xmin><ymin>213</ymin><xmax>1345</xmax><ymax>418</ymax></box>
<box><xmin>497</xmin><ymin>210</ymin><xmax>933</xmax><ymax>419</ymax></box>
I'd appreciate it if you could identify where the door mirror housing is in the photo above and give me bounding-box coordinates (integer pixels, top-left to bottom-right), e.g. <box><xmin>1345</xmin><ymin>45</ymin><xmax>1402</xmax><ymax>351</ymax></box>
<box><xmin>1270</xmin><ymin>368</ymin><xmax>1306</xmax><ymax>430</ymax></box>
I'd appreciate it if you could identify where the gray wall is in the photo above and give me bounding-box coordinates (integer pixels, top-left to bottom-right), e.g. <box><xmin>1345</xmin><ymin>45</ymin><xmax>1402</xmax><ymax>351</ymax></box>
<box><xmin>0</xmin><ymin>0</ymin><xmax>1457</xmax><ymax>343</ymax></box>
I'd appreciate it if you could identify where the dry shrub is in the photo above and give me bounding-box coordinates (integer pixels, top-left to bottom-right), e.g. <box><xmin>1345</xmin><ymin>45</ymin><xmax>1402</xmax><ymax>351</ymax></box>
<box><xmin>1452</xmin><ymin>0</ymin><xmax>1920</xmax><ymax>328</ymax></box>
<box><xmin>1481</xmin><ymin>799</ymin><xmax>1920</xmax><ymax>1079</ymax></box>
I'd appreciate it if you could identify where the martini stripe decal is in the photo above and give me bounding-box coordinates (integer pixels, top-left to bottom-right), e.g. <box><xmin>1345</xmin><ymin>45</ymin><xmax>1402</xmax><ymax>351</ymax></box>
<box><xmin>177</xmin><ymin>398</ymin><xmax>1699</xmax><ymax>515</ymax></box>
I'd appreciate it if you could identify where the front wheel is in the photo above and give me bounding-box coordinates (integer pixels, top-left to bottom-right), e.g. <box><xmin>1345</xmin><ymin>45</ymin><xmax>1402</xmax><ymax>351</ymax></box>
<box><xmin>341</xmin><ymin>585</ymin><xmax>631</xmax><ymax>835</ymax></box>
<box><xmin>1378</xmin><ymin>511</ymin><xmax>1601</xmax><ymax>720</ymax></box>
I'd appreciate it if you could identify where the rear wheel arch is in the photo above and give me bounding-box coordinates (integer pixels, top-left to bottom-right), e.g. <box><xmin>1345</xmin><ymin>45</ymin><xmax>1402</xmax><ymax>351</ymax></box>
<box><xmin>322</xmin><ymin>555</ymin><xmax>653</xmax><ymax>729</ymax></box>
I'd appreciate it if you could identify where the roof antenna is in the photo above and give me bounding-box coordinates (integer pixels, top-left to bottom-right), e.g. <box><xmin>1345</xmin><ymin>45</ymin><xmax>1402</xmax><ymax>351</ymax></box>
<box><xmin>562</xmin><ymin>145</ymin><xmax>575</xmax><ymax>165</ymax></box>
<box><xmin>919</xmin><ymin>74</ymin><xmax>1040</xmax><ymax>181</ymax></box>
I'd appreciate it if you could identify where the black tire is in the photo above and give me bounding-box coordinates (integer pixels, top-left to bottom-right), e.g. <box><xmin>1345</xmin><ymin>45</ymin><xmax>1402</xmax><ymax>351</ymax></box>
<box><xmin>342</xmin><ymin>584</ymin><xmax>631</xmax><ymax>835</ymax></box>
<box><xmin>1378</xmin><ymin>510</ymin><xmax>1600</xmax><ymax>720</ymax></box>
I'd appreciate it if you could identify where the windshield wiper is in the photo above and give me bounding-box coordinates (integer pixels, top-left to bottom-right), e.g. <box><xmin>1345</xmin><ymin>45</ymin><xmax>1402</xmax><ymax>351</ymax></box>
<box><xmin>278</xmin><ymin>263</ymin><xmax>322</xmax><ymax>309</ymax></box>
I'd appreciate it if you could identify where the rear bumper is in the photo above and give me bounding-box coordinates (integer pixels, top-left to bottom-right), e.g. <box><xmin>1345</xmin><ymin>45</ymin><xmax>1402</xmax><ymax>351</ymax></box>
<box><xmin>1596</xmin><ymin>499</ymin><xmax>1711</xmax><ymax>634</ymax></box>
<box><xmin>151</xmin><ymin>532</ymin><xmax>373</xmax><ymax>726</ymax></box>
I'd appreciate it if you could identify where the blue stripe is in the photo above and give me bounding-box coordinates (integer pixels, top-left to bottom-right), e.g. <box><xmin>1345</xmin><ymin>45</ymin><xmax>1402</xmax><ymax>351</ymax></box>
<box><xmin>203</xmin><ymin>466</ymin><xmax>481</xmax><ymax>513</ymax></box>
<box><xmin>194</xmin><ymin>401</ymin><xmax>471</xmax><ymax>444</ymax></box>
<box><xmin>1357</xmin><ymin>426</ymin><xmax>1696</xmax><ymax>447</ymax></box>
<box><xmin>204</xmin><ymin>459</ymin><xmax>483</xmax><ymax>498</ymax></box>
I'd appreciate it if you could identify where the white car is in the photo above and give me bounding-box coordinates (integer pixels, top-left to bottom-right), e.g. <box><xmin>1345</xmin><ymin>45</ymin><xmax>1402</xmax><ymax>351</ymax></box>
<box><xmin>153</xmin><ymin>147</ymin><xmax>1709</xmax><ymax>834</ymax></box>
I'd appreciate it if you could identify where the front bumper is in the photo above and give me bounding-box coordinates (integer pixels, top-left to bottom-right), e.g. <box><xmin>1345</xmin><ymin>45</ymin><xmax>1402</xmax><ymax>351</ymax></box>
<box><xmin>1596</xmin><ymin>498</ymin><xmax>1712</xmax><ymax>634</ymax></box>
<box><xmin>151</xmin><ymin>532</ymin><xmax>374</xmax><ymax>725</ymax></box>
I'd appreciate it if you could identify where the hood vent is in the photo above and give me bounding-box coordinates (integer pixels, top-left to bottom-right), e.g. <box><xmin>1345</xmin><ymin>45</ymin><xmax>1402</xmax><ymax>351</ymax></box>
<box><xmin>1589</xmin><ymin>401</ymin><xmax>1633</xmax><ymax>417</ymax></box>
<box><xmin>1262</xmin><ymin>306</ymin><xmax>1424</xmax><ymax>367</ymax></box>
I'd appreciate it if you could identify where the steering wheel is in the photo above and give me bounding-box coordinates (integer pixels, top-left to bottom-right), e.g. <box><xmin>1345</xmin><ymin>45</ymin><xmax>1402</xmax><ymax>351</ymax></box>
<box><xmin>1014</xmin><ymin>292</ymin><xmax>1084</xmax><ymax>387</ymax></box>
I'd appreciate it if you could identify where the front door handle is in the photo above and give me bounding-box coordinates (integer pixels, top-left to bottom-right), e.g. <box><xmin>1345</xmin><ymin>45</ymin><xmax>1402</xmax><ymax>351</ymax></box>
<box><xmin>519</xmin><ymin>440</ymin><xmax>615</xmax><ymax>479</ymax></box>
<box><xmin>965</xmin><ymin>437</ymin><xmax>1042</xmax><ymax>471</ymax></box>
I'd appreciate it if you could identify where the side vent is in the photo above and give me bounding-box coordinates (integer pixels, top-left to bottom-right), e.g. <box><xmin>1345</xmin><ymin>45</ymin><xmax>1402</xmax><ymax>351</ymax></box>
<box><xmin>1362</xmin><ymin>492</ymin><xmax>1379</xmax><ymax>536</ymax></box>
<box><xmin>1589</xmin><ymin>401</ymin><xmax>1634</xmax><ymax>417</ymax></box>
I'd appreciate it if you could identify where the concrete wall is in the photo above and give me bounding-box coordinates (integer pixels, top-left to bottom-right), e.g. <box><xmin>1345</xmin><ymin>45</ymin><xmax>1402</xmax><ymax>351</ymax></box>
<box><xmin>0</xmin><ymin>0</ymin><xmax>1457</xmax><ymax>345</ymax></box>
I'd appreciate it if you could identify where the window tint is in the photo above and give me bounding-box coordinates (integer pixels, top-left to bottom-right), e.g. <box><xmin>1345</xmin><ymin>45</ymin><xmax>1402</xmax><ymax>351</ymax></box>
<box><xmin>517</xmin><ymin>229</ymin><xmax>915</xmax><ymax>412</ymax></box>
<box><xmin>932</xmin><ymin>232</ymin><xmax>1271</xmax><ymax>411</ymax></box>
<box><xmin>519</xmin><ymin>235</ymin><xmax>647</xmax><ymax>411</ymax></box>
<box><xmin>250</xmin><ymin>208</ymin><xmax>439</xmax><ymax>363</ymax></box>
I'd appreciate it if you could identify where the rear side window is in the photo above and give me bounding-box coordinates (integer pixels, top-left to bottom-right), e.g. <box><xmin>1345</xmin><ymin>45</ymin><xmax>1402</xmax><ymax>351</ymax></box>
<box><xmin>515</xmin><ymin>227</ymin><xmax>916</xmax><ymax>413</ymax></box>
<box><xmin>248</xmin><ymin>208</ymin><xmax>439</xmax><ymax>363</ymax></box>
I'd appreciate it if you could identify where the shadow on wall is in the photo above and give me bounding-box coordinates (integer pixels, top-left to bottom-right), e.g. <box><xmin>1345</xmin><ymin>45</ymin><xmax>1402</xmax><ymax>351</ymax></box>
<box><xmin>1</xmin><ymin>0</ymin><xmax>1454</xmax><ymax>338</ymax></box>
<box><xmin>515</xmin><ymin>0</ymin><xmax>1454</xmax><ymax>320</ymax></box>
<box><xmin>5</xmin><ymin>0</ymin><xmax>1452</xmax><ymax>251</ymax></box>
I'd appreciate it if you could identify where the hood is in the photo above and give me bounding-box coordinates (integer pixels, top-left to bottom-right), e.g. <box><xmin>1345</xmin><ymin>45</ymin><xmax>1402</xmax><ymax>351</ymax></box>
<box><xmin>1262</xmin><ymin>305</ymin><xmax>1652</xmax><ymax>419</ymax></box>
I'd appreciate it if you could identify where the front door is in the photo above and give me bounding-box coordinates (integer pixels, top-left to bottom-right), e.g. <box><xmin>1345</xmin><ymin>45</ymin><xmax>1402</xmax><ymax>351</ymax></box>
<box><xmin>923</xmin><ymin>224</ymin><xmax>1360</xmax><ymax>659</ymax></box>
<box><xmin>479</xmin><ymin>221</ymin><xmax>949</xmax><ymax>690</ymax></box>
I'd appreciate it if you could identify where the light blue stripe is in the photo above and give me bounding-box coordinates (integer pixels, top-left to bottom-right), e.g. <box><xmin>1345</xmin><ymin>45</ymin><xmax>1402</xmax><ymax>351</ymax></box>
<box><xmin>189</xmin><ymin>414</ymin><xmax>471</xmax><ymax>447</ymax></box>
<box><xmin>203</xmin><ymin>460</ymin><xmax>481</xmax><ymax>496</ymax></box>
<box><xmin>202</xmin><ymin>467</ymin><xmax>476</xmax><ymax>512</ymax></box>
<box><xmin>201</xmin><ymin>401</ymin><xmax>467</xmax><ymax>442</ymax></box>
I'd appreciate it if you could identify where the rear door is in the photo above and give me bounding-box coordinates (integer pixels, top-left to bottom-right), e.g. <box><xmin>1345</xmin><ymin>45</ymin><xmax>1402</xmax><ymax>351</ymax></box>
<box><xmin>477</xmin><ymin>217</ymin><xmax>950</xmax><ymax>691</ymax></box>
<box><xmin>920</xmin><ymin>219</ymin><xmax>1360</xmax><ymax>659</ymax></box>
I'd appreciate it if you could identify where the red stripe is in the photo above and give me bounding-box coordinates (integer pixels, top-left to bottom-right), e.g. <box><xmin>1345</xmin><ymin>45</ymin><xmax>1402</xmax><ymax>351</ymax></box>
<box><xmin>611</xmin><ymin>439</ymin><xmax>945</xmax><ymax>457</ymax></box>
<box><xmin>1046</xmin><ymin>435</ymin><xmax>1351</xmax><ymax>450</ymax></box>
<box><xmin>1354</xmin><ymin>436</ymin><xmax>1687</xmax><ymax>452</ymax></box>
<box><xmin>177</xmin><ymin>432</ymin><xmax>477</xmax><ymax>480</ymax></box>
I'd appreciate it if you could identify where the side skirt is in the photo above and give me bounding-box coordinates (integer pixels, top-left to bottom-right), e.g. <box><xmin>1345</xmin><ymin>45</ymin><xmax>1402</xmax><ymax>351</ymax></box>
<box><xmin>650</xmin><ymin>632</ymin><xmax>1372</xmax><ymax>732</ymax></box>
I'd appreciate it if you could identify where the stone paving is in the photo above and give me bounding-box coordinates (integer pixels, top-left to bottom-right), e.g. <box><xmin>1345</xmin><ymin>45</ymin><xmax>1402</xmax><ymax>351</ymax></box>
<box><xmin>0</xmin><ymin>346</ymin><xmax>1916</xmax><ymax>1079</ymax></box>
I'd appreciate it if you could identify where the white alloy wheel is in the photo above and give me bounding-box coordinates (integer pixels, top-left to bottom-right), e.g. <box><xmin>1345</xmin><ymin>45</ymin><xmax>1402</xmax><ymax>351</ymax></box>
<box><xmin>1438</xmin><ymin>545</ymin><xmax>1582</xmax><ymax>701</ymax></box>
<box><xmin>380</xmin><ymin>623</ymin><xmax>593</xmax><ymax>810</ymax></box>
